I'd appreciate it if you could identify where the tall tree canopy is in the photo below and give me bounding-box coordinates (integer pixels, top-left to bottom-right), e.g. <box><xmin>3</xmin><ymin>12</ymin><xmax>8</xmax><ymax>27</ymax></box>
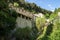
<box><xmin>0</xmin><ymin>0</ymin><xmax>18</xmax><ymax>40</ymax></box>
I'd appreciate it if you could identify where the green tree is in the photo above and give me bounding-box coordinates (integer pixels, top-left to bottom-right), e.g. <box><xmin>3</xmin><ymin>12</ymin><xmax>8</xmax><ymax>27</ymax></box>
<box><xmin>0</xmin><ymin>0</ymin><xmax>18</xmax><ymax>40</ymax></box>
<box><xmin>37</xmin><ymin>8</ymin><xmax>60</xmax><ymax>40</ymax></box>
<box><xmin>14</xmin><ymin>27</ymin><xmax>35</xmax><ymax>40</ymax></box>
<box><xmin>49</xmin><ymin>8</ymin><xmax>60</xmax><ymax>40</ymax></box>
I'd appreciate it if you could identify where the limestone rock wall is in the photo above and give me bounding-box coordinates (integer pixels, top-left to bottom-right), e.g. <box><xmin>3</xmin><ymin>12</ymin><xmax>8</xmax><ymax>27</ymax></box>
<box><xmin>16</xmin><ymin>17</ymin><xmax>32</xmax><ymax>28</ymax></box>
<box><xmin>9</xmin><ymin>3</ymin><xmax>33</xmax><ymax>28</ymax></box>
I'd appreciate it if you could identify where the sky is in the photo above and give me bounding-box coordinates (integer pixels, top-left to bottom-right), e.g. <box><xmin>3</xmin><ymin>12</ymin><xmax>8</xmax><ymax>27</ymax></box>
<box><xmin>25</xmin><ymin>0</ymin><xmax>60</xmax><ymax>11</ymax></box>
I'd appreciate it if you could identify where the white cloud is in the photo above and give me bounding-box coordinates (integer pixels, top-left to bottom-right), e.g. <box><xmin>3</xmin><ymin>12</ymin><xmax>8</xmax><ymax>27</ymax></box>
<box><xmin>48</xmin><ymin>4</ymin><xmax>55</xmax><ymax>12</ymax></box>
<box><xmin>48</xmin><ymin>4</ymin><xmax>51</xmax><ymax>7</ymax></box>
<box><xmin>51</xmin><ymin>10</ymin><xmax>54</xmax><ymax>12</ymax></box>
<box><xmin>48</xmin><ymin>4</ymin><xmax>54</xmax><ymax>9</ymax></box>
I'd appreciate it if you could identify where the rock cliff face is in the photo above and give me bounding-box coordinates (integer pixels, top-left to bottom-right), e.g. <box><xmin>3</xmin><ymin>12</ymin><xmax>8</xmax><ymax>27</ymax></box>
<box><xmin>16</xmin><ymin>17</ymin><xmax>32</xmax><ymax>28</ymax></box>
<box><xmin>9</xmin><ymin>3</ymin><xmax>34</xmax><ymax>28</ymax></box>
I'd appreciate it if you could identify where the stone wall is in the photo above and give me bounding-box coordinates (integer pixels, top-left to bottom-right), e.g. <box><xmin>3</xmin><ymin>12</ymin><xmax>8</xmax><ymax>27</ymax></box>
<box><xmin>9</xmin><ymin>3</ymin><xmax>34</xmax><ymax>28</ymax></box>
<box><xmin>16</xmin><ymin>14</ymin><xmax>32</xmax><ymax>28</ymax></box>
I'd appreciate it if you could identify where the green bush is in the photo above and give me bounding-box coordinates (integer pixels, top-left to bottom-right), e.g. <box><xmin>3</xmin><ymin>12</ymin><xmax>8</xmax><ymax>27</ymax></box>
<box><xmin>49</xmin><ymin>18</ymin><xmax>60</xmax><ymax>40</ymax></box>
<box><xmin>37</xmin><ymin>8</ymin><xmax>60</xmax><ymax>40</ymax></box>
<box><xmin>14</xmin><ymin>27</ymin><xmax>35</xmax><ymax>40</ymax></box>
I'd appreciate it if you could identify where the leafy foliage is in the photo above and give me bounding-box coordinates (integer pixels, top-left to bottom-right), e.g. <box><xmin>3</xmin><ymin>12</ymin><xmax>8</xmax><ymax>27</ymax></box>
<box><xmin>0</xmin><ymin>1</ymin><xmax>18</xmax><ymax>40</ymax></box>
<box><xmin>36</xmin><ymin>15</ymin><xmax>46</xmax><ymax>31</ymax></box>
<box><xmin>14</xmin><ymin>27</ymin><xmax>35</xmax><ymax>40</ymax></box>
<box><xmin>48</xmin><ymin>8</ymin><xmax>60</xmax><ymax>40</ymax></box>
<box><xmin>9</xmin><ymin>0</ymin><xmax>52</xmax><ymax>14</ymax></box>
<box><xmin>0</xmin><ymin>10</ymin><xmax>17</xmax><ymax>35</ymax></box>
<box><xmin>37</xmin><ymin>8</ymin><xmax>60</xmax><ymax>40</ymax></box>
